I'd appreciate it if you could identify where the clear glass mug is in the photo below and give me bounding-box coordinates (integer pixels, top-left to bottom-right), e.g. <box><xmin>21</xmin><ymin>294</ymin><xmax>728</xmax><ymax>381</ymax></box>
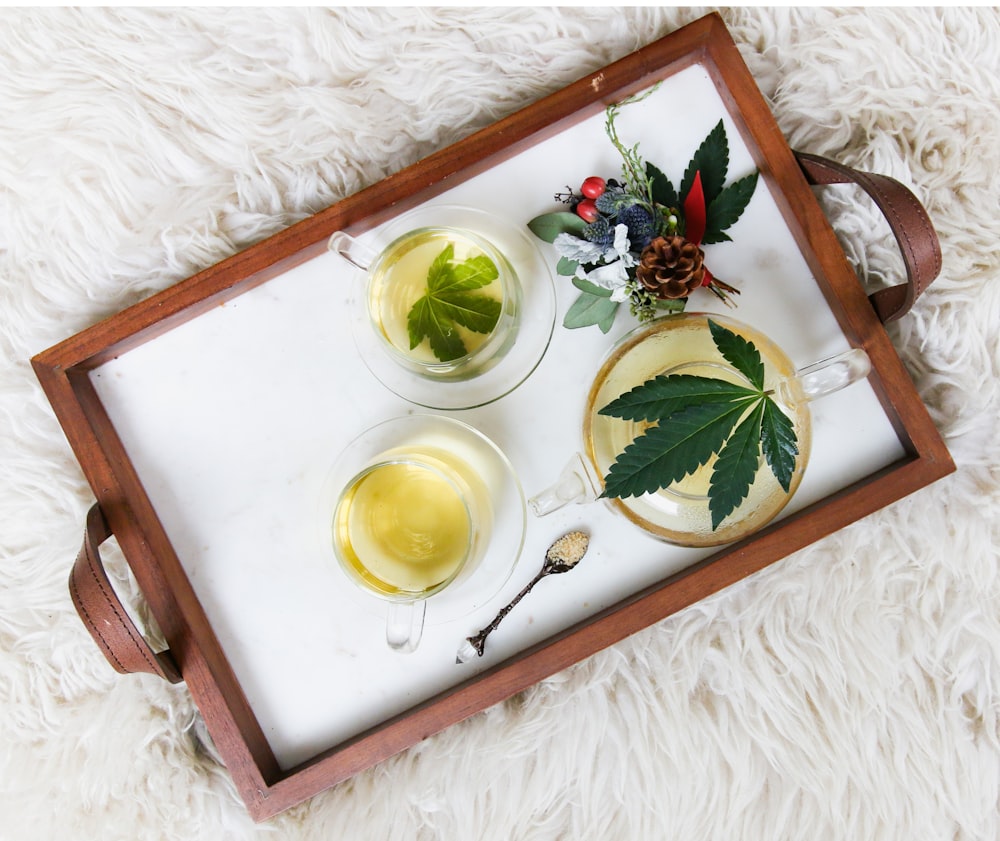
<box><xmin>529</xmin><ymin>313</ymin><xmax>871</xmax><ymax>547</ymax></box>
<box><xmin>328</xmin><ymin>224</ymin><xmax>522</xmax><ymax>381</ymax></box>
<box><xmin>327</xmin><ymin>414</ymin><xmax>525</xmax><ymax>652</ymax></box>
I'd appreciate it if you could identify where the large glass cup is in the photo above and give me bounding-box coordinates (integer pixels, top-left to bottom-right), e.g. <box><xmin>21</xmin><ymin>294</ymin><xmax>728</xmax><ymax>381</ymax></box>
<box><xmin>326</xmin><ymin>414</ymin><xmax>526</xmax><ymax>652</ymax></box>
<box><xmin>530</xmin><ymin>313</ymin><xmax>871</xmax><ymax>547</ymax></box>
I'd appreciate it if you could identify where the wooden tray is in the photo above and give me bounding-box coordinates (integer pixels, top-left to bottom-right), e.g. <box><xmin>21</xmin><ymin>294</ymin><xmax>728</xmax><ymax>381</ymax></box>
<box><xmin>32</xmin><ymin>14</ymin><xmax>953</xmax><ymax>821</ymax></box>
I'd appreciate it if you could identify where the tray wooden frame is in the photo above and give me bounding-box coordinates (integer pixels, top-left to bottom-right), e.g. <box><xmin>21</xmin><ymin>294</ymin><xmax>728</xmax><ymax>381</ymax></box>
<box><xmin>32</xmin><ymin>14</ymin><xmax>954</xmax><ymax>821</ymax></box>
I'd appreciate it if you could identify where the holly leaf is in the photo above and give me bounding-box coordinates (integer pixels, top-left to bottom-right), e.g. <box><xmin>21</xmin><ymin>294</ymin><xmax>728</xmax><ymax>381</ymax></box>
<box><xmin>680</xmin><ymin>120</ymin><xmax>729</xmax><ymax>206</ymax></box>
<box><xmin>599</xmin><ymin>374</ymin><xmax>759</xmax><ymax>423</ymax></box>
<box><xmin>709</xmin><ymin>400</ymin><xmax>764</xmax><ymax>529</ymax></box>
<box><xmin>647</xmin><ymin>161</ymin><xmax>679</xmax><ymax>209</ymax></box>
<box><xmin>528</xmin><ymin>211</ymin><xmax>586</xmax><ymax>243</ymax></box>
<box><xmin>600</xmin><ymin>398</ymin><xmax>754</xmax><ymax>500</ymax></box>
<box><xmin>760</xmin><ymin>396</ymin><xmax>798</xmax><ymax>492</ymax></box>
<box><xmin>564</xmin><ymin>279</ymin><xmax>618</xmax><ymax>333</ymax></box>
<box><xmin>702</xmin><ymin>171</ymin><xmax>759</xmax><ymax>245</ymax></box>
<box><xmin>406</xmin><ymin>243</ymin><xmax>501</xmax><ymax>362</ymax></box>
<box><xmin>708</xmin><ymin>319</ymin><xmax>764</xmax><ymax>390</ymax></box>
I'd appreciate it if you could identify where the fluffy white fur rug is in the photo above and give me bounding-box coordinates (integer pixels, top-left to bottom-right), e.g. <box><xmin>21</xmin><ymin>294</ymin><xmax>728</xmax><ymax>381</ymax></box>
<box><xmin>2</xmin><ymin>6</ymin><xmax>999</xmax><ymax>839</ymax></box>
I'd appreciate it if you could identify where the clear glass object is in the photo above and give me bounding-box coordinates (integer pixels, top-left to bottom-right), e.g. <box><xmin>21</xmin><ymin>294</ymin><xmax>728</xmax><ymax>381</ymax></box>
<box><xmin>323</xmin><ymin>414</ymin><xmax>526</xmax><ymax>652</ymax></box>
<box><xmin>328</xmin><ymin>205</ymin><xmax>556</xmax><ymax>410</ymax></box>
<box><xmin>529</xmin><ymin>313</ymin><xmax>871</xmax><ymax>547</ymax></box>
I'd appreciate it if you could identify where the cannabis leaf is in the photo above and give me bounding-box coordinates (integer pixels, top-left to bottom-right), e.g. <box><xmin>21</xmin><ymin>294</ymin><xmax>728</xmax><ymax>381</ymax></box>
<box><xmin>598</xmin><ymin>319</ymin><xmax>799</xmax><ymax>530</ymax></box>
<box><xmin>406</xmin><ymin>243</ymin><xmax>501</xmax><ymax>363</ymax></box>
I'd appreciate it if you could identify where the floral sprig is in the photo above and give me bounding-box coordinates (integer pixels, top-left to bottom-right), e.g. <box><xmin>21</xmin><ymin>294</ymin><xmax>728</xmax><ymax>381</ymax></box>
<box><xmin>528</xmin><ymin>89</ymin><xmax>760</xmax><ymax>333</ymax></box>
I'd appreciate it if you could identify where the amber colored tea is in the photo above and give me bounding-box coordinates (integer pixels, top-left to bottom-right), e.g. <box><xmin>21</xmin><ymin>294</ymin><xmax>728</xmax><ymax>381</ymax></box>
<box><xmin>583</xmin><ymin>314</ymin><xmax>810</xmax><ymax>546</ymax></box>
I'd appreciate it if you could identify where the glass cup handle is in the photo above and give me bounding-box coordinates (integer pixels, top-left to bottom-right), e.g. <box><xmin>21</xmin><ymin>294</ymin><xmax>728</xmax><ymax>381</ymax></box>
<box><xmin>792</xmin><ymin>348</ymin><xmax>872</xmax><ymax>402</ymax></box>
<box><xmin>528</xmin><ymin>452</ymin><xmax>601</xmax><ymax>517</ymax></box>
<box><xmin>328</xmin><ymin>231</ymin><xmax>377</xmax><ymax>271</ymax></box>
<box><xmin>385</xmin><ymin>600</ymin><xmax>426</xmax><ymax>653</ymax></box>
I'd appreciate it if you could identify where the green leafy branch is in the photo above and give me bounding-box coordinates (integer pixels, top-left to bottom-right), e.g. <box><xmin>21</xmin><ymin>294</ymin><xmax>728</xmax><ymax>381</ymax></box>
<box><xmin>598</xmin><ymin>319</ymin><xmax>798</xmax><ymax>530</ymax></box>
<box><xmin>406</xmin><ymin>243</ymin><xmax>501</xmax><ymax>363</ymax></box>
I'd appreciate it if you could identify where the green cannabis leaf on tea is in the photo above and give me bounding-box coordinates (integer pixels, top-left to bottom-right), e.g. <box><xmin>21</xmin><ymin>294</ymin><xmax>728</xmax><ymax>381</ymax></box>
<box><xmin>599</xmin><ymin>319</ymin><xmax>798</xmax><ymax>530</ymax></box>
<box><xmin>406</xmin><ymin>242</ymin><xmax>501</xmax><ymax>362</ymax></box>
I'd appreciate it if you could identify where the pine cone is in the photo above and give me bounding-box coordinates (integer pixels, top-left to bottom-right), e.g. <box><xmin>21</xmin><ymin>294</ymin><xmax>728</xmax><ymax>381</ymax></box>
<box><xmin>635</xmin><ymin>235</ymin><xmax>706</xmax><ymax>299</ymax></box>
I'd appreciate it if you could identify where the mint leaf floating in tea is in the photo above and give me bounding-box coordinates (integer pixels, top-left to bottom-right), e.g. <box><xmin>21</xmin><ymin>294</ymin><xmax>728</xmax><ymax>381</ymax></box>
<box><xmin>406</xmin><ymin>242</ymin><xmax>501</xmax><ymax>363</ymax></box>
<box><xmin>599</xmin><ymin>319</ymin><xmax>798</xmax><ymax>530</ymax></box>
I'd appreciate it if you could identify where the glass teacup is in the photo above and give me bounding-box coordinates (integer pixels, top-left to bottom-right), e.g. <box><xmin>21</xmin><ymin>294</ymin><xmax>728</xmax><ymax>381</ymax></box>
<box><xmin>327</xmin><ymin>205</ymin><xmax>557</xmax><ymax>410</ymax></box>
<box><xmin>530</xmin><ymin>313</ymin><xmax>871</xmax><ymax>547</ymax></box>
<box><xmin>327</xmin><ymin>414</ymin><xmax>525</xmax><ymax>652</ymax></box>
<box><xmin>330</xmin><ymin>224</ymin><xmax>521</xmax><ymax>381</ymax></box>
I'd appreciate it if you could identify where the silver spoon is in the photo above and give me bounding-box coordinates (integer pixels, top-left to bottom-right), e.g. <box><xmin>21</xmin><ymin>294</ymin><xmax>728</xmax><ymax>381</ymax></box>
<box><xmin>456</xmin><ymin>531</ymin><xmax>590</xmax><ymax>663</ymax></box>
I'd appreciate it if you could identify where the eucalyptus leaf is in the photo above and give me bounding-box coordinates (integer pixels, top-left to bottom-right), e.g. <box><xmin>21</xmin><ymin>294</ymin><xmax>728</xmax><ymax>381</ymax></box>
<box><xmin>556</xmin><ymin>256</ymin><xmax>579</xmax><ymax>276</ymax></box>
<box><xmin>563</xmin><ymin>289</ymin><xmax>619</xmax><ymax>333</ymax></box>
<box><xmin>528</xmin><ymin>212</ymin><xmax>586</xmax><ymax>243</ymax></box>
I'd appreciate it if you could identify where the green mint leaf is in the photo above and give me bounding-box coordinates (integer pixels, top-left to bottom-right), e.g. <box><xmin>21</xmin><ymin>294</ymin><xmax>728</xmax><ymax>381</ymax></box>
<box><xmin>702</xmin><ymin>171</ymin><xmax>759</xmax><ymax>245</ymax></box>
<box><xmin>406</xmin><ymin>243</ymin><xmax>502</xmax><ymax>362</ymax></box>
<box><xmin>563</xmin><ymin>286</ymin><xmax>618</xmax><ymax>333</ymax></box>
<box><xmin>680</xmin><ymin>119</ymin><xmax>729</xmax><ymax>206</ymax></box>
<box><xmin>528</xmin><ymin>212</ymin><xmax>586</xmax><ymax>243</ymax></box>
<box><xmin>600</xmin><ymin>397</ymin><xmax>756</xmax><ymax>499</ymax></box>
<box><xmin>599</xmin><ymin>374</ymin><xmax>759</xmax><ymax>423</ymax></box>
<box><xmin>708</xmin><ymin>319</ymin><xmax>765</xmax><ymax>391</ymax></box>
<box><xmin>427</xmin><ymin>249</ymin><xmax>497</xmax><ymax>294</ymax></box>
<box><xmin>407</xmin><ymin>296</ymin><xmax>467</xmax><ymax>361</ymax></box>
<box><xmin>709</xmin><ymin>400</ymin><xmax>764</xmax><ymax>529</ymax></box>
<box><xmin>760</xmin><ymin>396</ymin><xmax>798</xmax><ymax>492</ymax></box>
<box><xmin>646</xmin><ymin>161</ymin><xmax>678</xmax><ymax>209</ymax></box>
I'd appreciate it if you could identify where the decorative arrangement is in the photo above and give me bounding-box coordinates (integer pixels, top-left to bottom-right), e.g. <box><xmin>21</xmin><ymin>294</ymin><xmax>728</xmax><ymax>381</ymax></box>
<box><xmin>406</xmin><ymin>243</ymin><xmax>501</xmax><ymax>363</ymax></box>
<box><xmin>457</xmin><ymin>530</ymin><xmax>590</xmax><ymax>662</ymax></box>
<box><xmin>528</xmin><ymin>87</ymin><xmax>759</xmax><ymax>332</ymax></box>
<box><xmin>599</xmin><ymin>319</ymin><xmax>798</xmax><ymax>530</ymax></box>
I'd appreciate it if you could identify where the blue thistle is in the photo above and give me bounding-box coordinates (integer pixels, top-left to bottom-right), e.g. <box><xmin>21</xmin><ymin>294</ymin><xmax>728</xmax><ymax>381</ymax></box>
<box><xmin>617</xmin><ymin>204</ymin><xmax>655</xmax><ymax>249</ymax></box>
<box><xmin>582</xmin><ymin>215</ymin><xmax>615</xmax><ymax>250</ymax></box>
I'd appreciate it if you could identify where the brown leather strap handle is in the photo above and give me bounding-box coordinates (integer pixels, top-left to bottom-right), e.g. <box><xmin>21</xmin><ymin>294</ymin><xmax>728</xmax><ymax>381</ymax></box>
<box><xmin>794</xmin><ymin>151</ymin><xmax>942</xmax><ymax>323</ymax></box>
<box><xmin>69</xmin><ymin>504</ymin><xmax>182</xmax><ymax>683</ymax></box>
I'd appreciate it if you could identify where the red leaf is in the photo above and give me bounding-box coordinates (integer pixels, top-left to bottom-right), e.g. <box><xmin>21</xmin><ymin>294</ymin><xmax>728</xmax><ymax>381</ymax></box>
<box><xmin>683</xmin><ymin>170</ymin><xmax>707</xmax><ymax>245</ymax></box>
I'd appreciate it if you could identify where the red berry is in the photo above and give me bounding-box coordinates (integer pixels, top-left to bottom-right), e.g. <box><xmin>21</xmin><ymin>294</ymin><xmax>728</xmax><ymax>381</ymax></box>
<box><xmin>580</xmin><ymin>176</ymin><xmax>606</xmax><ymax>199</ymax></box>
<box><xmin>575</xmin><ymin>199</ymin><xmax>599</xmax><ymax>223</ymax></box>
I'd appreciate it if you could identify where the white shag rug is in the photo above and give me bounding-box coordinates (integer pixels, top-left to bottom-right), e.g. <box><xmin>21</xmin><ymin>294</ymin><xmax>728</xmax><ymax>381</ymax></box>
<box><xmin>2</xmin><ymin>7</ymin><xmax>999</xmax><ymax>840</ymax></box>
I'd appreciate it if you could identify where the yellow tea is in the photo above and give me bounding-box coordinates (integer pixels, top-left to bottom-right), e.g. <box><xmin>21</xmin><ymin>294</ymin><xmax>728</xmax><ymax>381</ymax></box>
<box><xmin>332</xmin><ymin>442</ymin><xmax>494</xmax><ymax>598</ymax></box>
<box><xmin>367</xmin><ymin>227</ymin><xmax>518</xmax><ymax>377</ymax></box>
<box><xmin>583</xmin><ymin>314</ymin><xmax>810</xmax><ymax>545</ymax></box>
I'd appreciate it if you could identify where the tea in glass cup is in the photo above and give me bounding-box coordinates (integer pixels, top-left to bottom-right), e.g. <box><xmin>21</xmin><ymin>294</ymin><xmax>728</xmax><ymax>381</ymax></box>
<box><xmin>331</xmin><ymin>225</ymin><xmax>521</xmax><ymax>381</ymax></box>
<box><xmin>530</xmin><ymin>313</ymin><xmax>871</xmax><ymax>547</ymax></box>
<box><xmin>326</xmin><ymin>414</ymin><xmax>525</xmax><ymax>652</ymax></box>
<box><xmin>334</xmin><ymin>448</ymin><xmax>488</xmax><ymax>601</ymax></box>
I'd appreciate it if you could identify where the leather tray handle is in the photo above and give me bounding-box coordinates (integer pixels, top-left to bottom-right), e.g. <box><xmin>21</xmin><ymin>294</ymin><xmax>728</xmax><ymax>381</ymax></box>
<box><xmin>69</xmin><ymin>504</ymin><xmax>182</xmax><ymax>683</ymax></box>
<box><xmin>794</xmin><ymin>151</ymin><xmax>943</xmax><ymax>323</ymax></box>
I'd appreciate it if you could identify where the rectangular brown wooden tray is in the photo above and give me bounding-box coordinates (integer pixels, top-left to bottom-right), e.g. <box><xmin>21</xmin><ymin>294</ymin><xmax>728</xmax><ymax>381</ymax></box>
<box><xmin>32</xmin><ymin>14</ymin><xmax>953</xmax><ymax>821</ymax></box>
